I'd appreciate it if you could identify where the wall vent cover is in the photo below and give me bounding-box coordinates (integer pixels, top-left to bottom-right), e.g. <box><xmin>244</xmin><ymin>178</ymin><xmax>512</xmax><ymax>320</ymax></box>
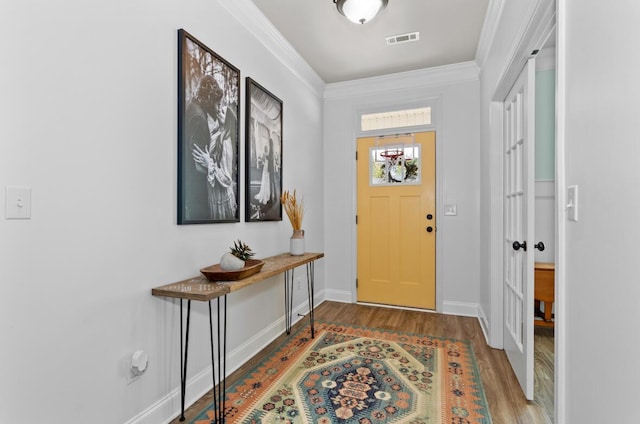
<box><xmin>386</xmin><ymin>32</ymin><xmax>420</xmax><ymax>46</ymax></box>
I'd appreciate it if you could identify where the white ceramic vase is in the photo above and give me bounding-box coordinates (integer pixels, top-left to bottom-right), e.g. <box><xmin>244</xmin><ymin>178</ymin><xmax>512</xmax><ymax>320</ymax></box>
<box><xmin>290</xmin><ymin>229</ymin><xmax>305</xmax><ymax>256</ymax></box>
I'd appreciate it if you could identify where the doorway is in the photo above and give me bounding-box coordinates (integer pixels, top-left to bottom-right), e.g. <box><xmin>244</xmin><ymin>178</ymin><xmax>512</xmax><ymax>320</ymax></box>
<box><xmin>532</xmin><ymin>41</ymin><xmax>557</xmax><ymax>422</ymax></box>
<box><xmin>356</xmin><ymin>132</ymin><xmax>436</xmax><ymax>309</ymax></box>
<box><xmin>498</xmin><ymin>35</ymin><xmax>557</xmax><ymax>423</ymax></box>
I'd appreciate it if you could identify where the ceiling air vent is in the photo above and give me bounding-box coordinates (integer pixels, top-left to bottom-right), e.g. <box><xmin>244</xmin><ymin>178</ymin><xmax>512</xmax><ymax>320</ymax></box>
<box><xmin>386</xmin><ymin>32</ymin><xmax>420</xmax><ymax>46</ymax></box>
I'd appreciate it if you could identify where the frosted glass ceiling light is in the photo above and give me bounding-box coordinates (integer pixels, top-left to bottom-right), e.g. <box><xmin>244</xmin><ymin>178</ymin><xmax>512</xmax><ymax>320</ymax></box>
<box><xmin>334</xmin><ymin>0</ymin><xmax>388</xmax><ymax>25</ymax></box>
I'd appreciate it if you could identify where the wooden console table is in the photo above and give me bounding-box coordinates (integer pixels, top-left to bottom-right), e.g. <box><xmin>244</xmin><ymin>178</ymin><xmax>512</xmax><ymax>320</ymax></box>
<box><xmin>152</xmin><ymin>252</ymin><xmax>323</xmax><ymax>423</ymax></box>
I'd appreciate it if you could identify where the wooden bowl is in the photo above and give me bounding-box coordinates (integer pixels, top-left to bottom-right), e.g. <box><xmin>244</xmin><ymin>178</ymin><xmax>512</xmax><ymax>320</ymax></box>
<box><xmin>200</xmin><ymin>259</ymin><xmax>264</xmax><ymax>282</ymax></box>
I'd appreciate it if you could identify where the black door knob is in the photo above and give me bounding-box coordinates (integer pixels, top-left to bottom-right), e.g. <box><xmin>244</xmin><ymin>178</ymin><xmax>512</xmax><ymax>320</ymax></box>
<box><xmin>534</xmin><ymin>241</ymin><xmax>545</xmax><ymax>251</ymax></box>
<box><xmin>512</xmin><ymin>241</ymin><xmax>527</xmax><ymax>251</ymax></box>
<box><xmin>426</xmin><ymin>214</ymin><xmax>433</xmax><ymax>220</ymax></box>
<box><xmin>426</xmin><ymin>226</ymin><xmax>433</xmax><ymax>233</ymax></box>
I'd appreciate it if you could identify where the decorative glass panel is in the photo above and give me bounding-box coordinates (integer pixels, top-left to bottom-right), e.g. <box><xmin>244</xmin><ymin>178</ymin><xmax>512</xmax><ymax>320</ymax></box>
<box><xmin>369</xmin><ymin>141</ymin><xmax>421</xmax><ymax>186</ymax></box>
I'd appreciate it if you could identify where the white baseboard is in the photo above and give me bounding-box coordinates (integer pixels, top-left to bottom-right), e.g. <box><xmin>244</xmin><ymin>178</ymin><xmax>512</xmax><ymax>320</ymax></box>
<box><xmin>441</xmin><ymin>301</ymin><xmax>479</xmax><ymax>317</ymax></box>
<box><xmin>477</xmin><ymin>305</ymin><xmax>491</xmax><ymax>345</ymax></box>
<box><xmin>324</xmin><ymin>288</ymin><xmax>353</xmax><ymax>303</ymax></box>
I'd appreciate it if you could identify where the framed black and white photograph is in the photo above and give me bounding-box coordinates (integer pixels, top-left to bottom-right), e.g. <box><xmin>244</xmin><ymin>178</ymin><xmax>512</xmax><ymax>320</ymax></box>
<box><xmin>245</xmin><ymin>77</ymin><xmax>283</xmax><ymax>222</ymax></box>
<box><xmin>177</xmin><ymin>29</ymin><xmax>240</xmax><ymax>224</ymax></box>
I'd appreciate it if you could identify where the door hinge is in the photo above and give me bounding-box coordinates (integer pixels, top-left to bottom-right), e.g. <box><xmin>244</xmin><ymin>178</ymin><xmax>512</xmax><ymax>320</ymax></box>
<box><xmin>355</xmin><ymin>215</ymin><xmax>358</xmax><ymax>224</ymax></box>
<box><xmin>355</xmin><ymin>151</ymin><xmax>358</xmax><ymax>160</ymax></box>
<box><xmin>356</xmin><ymin>278</ymin><xmax>358</xmax><ymax>288</ymax></box>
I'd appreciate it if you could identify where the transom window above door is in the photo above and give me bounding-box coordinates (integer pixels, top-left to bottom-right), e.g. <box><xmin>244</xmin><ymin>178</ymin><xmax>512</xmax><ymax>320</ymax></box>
<box><xmin>361</xmin><ymin>107</ymin><xmax>431</xmax><ymax>132</ymax></box>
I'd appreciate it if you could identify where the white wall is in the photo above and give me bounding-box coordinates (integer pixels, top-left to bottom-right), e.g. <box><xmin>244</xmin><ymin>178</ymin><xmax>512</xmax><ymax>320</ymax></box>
<box><xmin>560</xmin><ymin>1</ymin><xmax>640</xmax><ymax>421</ymax></box>
<box><xmin>0</xmin><ymin>1</ymin><xmax>324</xmax><ymax>423</ymax></box>
<box><xmin>323</xmin><ymin>64</ymin><xmax>481</xmax><ymax>314</ymax></box>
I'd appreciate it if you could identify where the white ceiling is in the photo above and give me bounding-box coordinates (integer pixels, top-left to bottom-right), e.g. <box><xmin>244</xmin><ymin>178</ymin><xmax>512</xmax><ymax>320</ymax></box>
<box><xmin>249</xmin><ymin>0</ymin><xmax>490</xmax><ymax>83</ymax></box>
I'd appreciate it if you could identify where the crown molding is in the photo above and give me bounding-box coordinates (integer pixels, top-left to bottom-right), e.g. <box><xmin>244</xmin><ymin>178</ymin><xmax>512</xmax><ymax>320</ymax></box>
<box><xmin>475</xmin><ymin>0</ymin><xmax>506</xmax><ymax>69</ymax></box>
<box><xmin>217</xmin><ymin>0</ymin><xmax>326</xmax><ymax>99</ymax></box>
<box><xmin>324</xmin><ymin>61</ymin><xmax>480</xmax><ymax>101</ymax></box>
<box><xmin>491</xmin><ymin>0</ymin><xmax>556</xmax><ymax>101</ymax></box>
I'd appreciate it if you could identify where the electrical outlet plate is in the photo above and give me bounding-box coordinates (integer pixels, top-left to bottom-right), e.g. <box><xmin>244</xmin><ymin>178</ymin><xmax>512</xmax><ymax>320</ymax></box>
<box><xmin>6</xmin><ymin>186</ymin><xmax>31</xmax><ymax>219</ymax></box>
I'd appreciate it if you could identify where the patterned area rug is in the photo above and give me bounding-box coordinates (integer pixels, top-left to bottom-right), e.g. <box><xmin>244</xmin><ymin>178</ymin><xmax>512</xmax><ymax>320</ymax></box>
<box><xmin>192</xmin><ymin>322</ymin><xmax>492</xmax><ymax>423</ymax></box>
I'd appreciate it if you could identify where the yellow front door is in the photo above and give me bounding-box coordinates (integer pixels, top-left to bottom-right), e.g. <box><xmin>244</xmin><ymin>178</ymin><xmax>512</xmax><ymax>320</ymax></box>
<box><xmin>357</xmin><ymin>132</ymin><xmax>436</xmax><ymax>309</ymax></box>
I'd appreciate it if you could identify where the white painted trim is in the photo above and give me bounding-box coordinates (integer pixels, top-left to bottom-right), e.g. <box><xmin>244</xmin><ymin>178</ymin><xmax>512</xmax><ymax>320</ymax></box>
<box><xmin>491</xmin><ymin>0</ymin><xmax>556</xmax><ymax>102</ymax></box>
<box><xmin>217</xmin><ymin>0</ymin><xmax>325</xmax><ymax>98</ymax></box>
<box><xmin>442</xmin><ymin>301</ymin><xmax>479</xmax><ymax>318</ymax></box>
<box><xmin>325</xmin><ymin>288</ymin><xmax>354</xmax><ymax>304</ymax></box>
<box><xmin>348</xmin><ymin>107</ymin><xmax>359</xmax><ymax>305</ymax></box>
<box><xmin>433</xmin><ymin>97</ymin><xmax>445</xmax><ymax>313</ymax></box>
<box><xmin>478</xmin><ymin>305</ymin><xmax>491</xmax><ymax>345</ymax></box>
<box><xmin>325</xmin><ymin>62</ymin><xmax>479</xmax><ymax>100</ymax></box>
<box><xmin>489</xmin><ymin>101</ymin><xmax>504</xmax><ymax>349</ymax></box>
<box><xmin>554</xmin><ymin>1</ymin><xmax>566</xmax><ymax>422</ymax></box>
<box><xmin>357</xmin><ymin>302</ymin><xmax>439</xmax><ymax>314</ymax></box>
<box><xmin>476</xmin><ymin>0</ymin><xmax>506</xmax><ymax>69</ymax></box>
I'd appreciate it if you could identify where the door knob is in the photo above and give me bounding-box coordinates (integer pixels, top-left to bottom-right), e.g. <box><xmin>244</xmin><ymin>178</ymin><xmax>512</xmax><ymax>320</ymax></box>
<box><xmin>426</xmin><ymin>214</ymin><xmax>433</xmax><ymax>220</ymax></box>
<box><xmin>534</xmin><ymin>241</ymin><xmax>545</xmax><ymax>251</ymax></box>
<box><xmin>426</xmin><ymin>226</ymin><xmax>434</xmax><ymax>233</ymax></box>
<box><xmin>512</xmin><ymin>241</ymin><xmax>527</xmax><ymax>251</ymax></box>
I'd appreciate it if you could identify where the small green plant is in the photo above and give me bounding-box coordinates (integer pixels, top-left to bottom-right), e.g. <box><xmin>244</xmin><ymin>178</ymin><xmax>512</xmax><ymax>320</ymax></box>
<box><xmin>230</xmin><ymin>239</ymin><xmax>255</xmax><ymax>261</ymax></box>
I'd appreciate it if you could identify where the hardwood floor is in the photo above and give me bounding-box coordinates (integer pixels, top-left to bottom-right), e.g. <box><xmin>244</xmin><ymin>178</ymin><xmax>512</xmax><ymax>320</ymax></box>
<box><xmin>534</xmin><ymin>326</ymin><xmax>554</xmax><ymax>423</ymax></box>
<box><xmin>171</xmin><ymin>301</ymin><xmax>551</xmax><ymax>424</ymax></box>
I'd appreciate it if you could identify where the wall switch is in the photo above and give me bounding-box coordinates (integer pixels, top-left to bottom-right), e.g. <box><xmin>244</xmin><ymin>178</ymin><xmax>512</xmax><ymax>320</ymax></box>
<box><xmin>567</xmin><ymin>185</ymin><xmax>578</xmax><ymax>222</ymax></box>
<box><xmin>6</xmin><ymin>186</ymin><xmax>31</xmax><ymax>219</ymax></box>
<box><xmin>444</xmin><ymin>204</ymin><xmax>457</xmax><ymax>216</ymax></box>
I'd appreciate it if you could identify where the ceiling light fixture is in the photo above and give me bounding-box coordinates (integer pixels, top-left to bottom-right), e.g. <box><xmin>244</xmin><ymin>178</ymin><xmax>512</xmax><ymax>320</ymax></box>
<box><xmin>333</xmin><ymin>0</ymin><xmax>388</xmax><ymax>25</ymax></box>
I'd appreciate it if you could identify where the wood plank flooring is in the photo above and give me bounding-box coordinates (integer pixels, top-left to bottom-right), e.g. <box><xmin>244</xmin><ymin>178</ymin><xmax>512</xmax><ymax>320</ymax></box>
<box><xmin>171</xmin><ymin>301</ymin><xmax>552</xmax><ymax>424</ymax></box>
<box><xmin>534</xmin><ymin>326</ymin><xmax>554</xmax><ymax>422</ymax></box>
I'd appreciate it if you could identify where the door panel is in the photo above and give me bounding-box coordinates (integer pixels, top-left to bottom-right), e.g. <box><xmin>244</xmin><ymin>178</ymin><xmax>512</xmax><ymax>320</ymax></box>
<box><xmin>357</xmin><ymin>132</ymin><xmax>435</xmax><ymax>309</ymax></box>
<box><xmin>503</xmin><ymin>58</ymin><xmax>535</xmax><ymax>400</ymax></box>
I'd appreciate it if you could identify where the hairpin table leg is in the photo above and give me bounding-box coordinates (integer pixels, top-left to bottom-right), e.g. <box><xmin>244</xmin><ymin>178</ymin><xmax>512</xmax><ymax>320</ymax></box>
<box><xmin>284</xmin><ymin>269</ymin><xmax>294</xmax><ymax>334</ymax></box>
<box><xmin>179</xmin><ymin>299</ymin><xmax>191</xmax><ymax>421</ymax></box>
<box><xmin>208</xmin><ymin>296</ymin><xmax>227</xmax><ymax>423</ymax></box>
<box><xmin>306</xmin><ymin>262</ymin><xmax>315</xmax><ymax>339</ymax></box>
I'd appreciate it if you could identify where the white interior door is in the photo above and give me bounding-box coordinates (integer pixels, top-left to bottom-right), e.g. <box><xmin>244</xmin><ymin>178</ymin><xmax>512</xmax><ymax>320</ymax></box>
<box><xmin>503</xmin><ymin>58</ymin><xmax>535</xmax><ymax>400</ymax></box>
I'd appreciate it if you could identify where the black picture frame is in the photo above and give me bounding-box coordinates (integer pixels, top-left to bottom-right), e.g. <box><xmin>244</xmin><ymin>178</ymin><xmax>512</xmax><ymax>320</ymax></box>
<box><xmin>245</xmin><ymin>77</ymin><xmax>283</xmax><ymax>222</ymax></box>
<box><xmin>177</xmin><ymin>29</ymin><xmax>240</xmax><ymax>224</ymax></box>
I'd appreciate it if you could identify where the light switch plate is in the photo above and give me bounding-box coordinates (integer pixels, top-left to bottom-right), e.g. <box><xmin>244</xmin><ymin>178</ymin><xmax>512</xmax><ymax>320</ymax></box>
<box><xmin>6</xmin><ymin>186</ymin><xmax>31</xmax><ymax>219</ymax></box>
<box><xmin>444</xmin><ymin>204</ymin><xmax>457</xmax><ymax>216</ymax></box>
<box><xmin>567</xmin><ymin>185</ymin><xmax>578</xmax><ymax>222</ymax></box>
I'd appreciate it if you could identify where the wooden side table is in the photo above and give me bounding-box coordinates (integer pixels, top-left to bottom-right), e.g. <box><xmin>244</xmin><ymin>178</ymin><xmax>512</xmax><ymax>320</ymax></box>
<box><xmin>152</xmin><ymin>252</ymin><xmax>324</xmax><ymax>422</ymax></box>
<box><xmin>534</xmin><ymin>262</ymin><xmax>555</xmax><ymax>328</ymax></box>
